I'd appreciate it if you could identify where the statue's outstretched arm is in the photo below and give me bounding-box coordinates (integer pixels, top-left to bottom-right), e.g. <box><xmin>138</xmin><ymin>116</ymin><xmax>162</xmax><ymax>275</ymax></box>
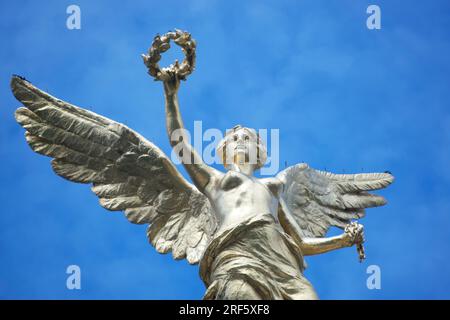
<box><xmin>300</xmin><ymin>227</ymin><xmax>363</xmax><ymax>256</ymax></box>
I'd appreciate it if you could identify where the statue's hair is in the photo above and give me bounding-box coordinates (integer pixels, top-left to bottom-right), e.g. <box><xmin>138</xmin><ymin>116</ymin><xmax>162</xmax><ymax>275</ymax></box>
<box><xmin>216</xmin><ymin>125</ymin><xmax>267</xmax><ymax>169</ymax></box>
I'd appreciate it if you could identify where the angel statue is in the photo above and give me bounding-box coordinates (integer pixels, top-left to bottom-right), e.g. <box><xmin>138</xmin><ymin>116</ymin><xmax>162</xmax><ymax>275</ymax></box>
<box><xmin>11</xmin><ymin>30</ymin><xmax>393</xmax><ymax>300</ymax></box>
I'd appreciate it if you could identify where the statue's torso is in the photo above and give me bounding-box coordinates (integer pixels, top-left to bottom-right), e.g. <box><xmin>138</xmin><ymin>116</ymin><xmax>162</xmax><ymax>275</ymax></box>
<box><xmin>206</xmin><ymin>170</ymin><xmax>282</xmax><ymax>233</ymax></box>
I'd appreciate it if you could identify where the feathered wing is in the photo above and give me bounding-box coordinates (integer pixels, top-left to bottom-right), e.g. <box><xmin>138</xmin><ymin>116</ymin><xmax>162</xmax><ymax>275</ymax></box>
<box><xmin>11</xmin><ymin>76</ymin><xmax>217</xmax><ymax>264</ymax></box>
<box><xmin>276</xmin><ymin>163</ymin><xmax>393</xmax><ymax>238</ymax></box>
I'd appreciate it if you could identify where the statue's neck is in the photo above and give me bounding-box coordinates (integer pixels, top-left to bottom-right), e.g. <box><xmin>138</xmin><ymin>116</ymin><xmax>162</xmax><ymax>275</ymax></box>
<box><xmin>228</xmin><ymin>162</ymin><xmax>255</xmax><ymax>176</ymax></box>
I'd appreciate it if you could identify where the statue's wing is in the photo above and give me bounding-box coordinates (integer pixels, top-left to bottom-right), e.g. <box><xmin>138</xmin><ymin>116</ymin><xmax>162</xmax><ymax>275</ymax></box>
<box><xmin>11</xmin><ymin>76</ymin><xmax>217</xmax><ymax>264</ymax></box>
<box><xmin>276</xmin><ymin>163</ymin><xmax>393</xmax><ymax>238</ymax></box>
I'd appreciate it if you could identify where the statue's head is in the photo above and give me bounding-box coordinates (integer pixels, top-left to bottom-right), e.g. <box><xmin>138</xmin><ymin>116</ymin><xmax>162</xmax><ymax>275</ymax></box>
<box><xmin>216</xmin><ymin>125</ymin><xmax>267</xmax><ymax>170</ymax></box>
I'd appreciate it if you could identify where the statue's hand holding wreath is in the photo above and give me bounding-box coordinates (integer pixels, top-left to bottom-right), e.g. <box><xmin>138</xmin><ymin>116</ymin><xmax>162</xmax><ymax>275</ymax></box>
<box><xmin>142</xmin><ymin>29</ymin><xmax>196</xmax><ymax>95</ymax></box>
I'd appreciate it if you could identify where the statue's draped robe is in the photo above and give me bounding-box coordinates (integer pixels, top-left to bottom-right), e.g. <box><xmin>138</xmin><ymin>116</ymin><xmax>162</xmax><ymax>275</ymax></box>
<box><xmin>199</xmin><ymin>213</ymin><xmax>318</xmax><ymax>300</ymax></box>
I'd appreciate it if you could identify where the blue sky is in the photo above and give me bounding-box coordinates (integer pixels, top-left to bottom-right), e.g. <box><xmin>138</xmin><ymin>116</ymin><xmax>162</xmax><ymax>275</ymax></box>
<box><xmin>1</xmin><ymin>0</ymin><xmax>450</xmax><ymax>299</ymax></box>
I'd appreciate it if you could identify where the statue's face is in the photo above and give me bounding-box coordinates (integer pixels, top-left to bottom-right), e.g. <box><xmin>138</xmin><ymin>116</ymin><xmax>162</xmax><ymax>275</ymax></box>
<box><xmin>217</xmin><ymin>127</ymin><xmax>267</xmax><ymax>169</ymax></box>
<box><xmin>229</xmin><ymin>128</ymin><xmax>257</xmax><ymax>162</ymax></box>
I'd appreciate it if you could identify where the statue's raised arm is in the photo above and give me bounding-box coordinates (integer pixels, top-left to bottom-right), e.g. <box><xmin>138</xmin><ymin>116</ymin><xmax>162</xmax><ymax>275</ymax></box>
<box><xmin>142</xmin><ymin>30</ymin><xmax>222</xmax><ymax>193</ymax></box>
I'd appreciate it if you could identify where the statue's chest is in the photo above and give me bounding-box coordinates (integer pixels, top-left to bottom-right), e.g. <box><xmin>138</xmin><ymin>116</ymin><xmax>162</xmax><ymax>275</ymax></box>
<box><xmin>220</xmin><ymin>171</ymin><xmax>248</xmax><ymax>191</ymax></box>
<box><xmin>219</xmin><ymin>171</ymin><xmax>271</xmax><ymax>197</ymax></box>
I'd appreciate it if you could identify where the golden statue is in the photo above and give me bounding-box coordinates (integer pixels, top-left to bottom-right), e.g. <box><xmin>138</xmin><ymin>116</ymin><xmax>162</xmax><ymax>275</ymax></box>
<box><xmin>11</xmin><ymin>30</ymin><xmax>393</xmax><ymax>299</ymax></box>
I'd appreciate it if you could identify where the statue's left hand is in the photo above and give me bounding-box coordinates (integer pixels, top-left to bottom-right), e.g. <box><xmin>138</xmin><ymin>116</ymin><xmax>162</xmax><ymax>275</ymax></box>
<box><xmin>342</xmin><ymin>222</ymin><xmax>365</xmax><ymax>247</ymax></box>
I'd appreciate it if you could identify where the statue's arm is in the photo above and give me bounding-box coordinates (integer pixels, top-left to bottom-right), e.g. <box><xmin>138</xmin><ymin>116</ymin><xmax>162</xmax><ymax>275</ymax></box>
<box><xmin>299</xmin><ymin>223</ymin><xmax>365</xmax><ymax>256</ymax></box>
<box><xmin>300</xmin><ymin>235</ymin><xmax>355</xmax><ymax>256</ymax></box>
<box><xmin>164</xmin><ymin>77</ymin><xmax>219</xmax><ymax>192</ymax></box>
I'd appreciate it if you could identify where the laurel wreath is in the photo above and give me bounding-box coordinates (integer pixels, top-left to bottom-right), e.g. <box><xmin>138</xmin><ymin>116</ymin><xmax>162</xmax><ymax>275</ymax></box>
<box><xmin>142</xmin><ymin>29</ymin><xmax>196</xmax><ymax>81</ymax></box>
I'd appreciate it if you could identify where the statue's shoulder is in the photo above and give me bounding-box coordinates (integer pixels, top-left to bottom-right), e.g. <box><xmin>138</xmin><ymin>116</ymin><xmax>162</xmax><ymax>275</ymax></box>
<box><xmin>259</xmin><ymin>176</ymin><xmax>283</xmax><ymax>197</ymax></box>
